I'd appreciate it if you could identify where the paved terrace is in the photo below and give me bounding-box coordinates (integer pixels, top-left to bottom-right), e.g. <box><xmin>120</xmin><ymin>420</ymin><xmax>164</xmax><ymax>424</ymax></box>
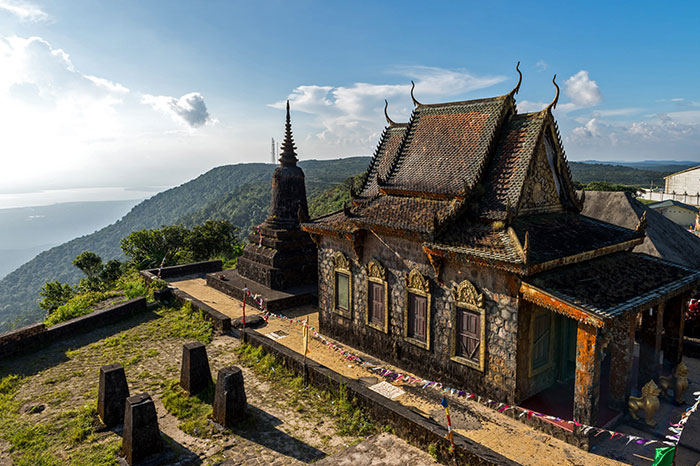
<box><xmin>169</xmin><ymin>276</ymin><xmax>700</xmax><ymax>466</ymax></box>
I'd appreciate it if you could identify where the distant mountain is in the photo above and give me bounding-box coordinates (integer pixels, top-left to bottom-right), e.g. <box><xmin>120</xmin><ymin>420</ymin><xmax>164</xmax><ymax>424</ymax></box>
<box><xmin>569</xmin><ymin>162</ymin><xmax>676</xmax><ymax>187</ymax></box>
<box><xmin>0</xmin><ymin>157</ymin><xmax>370</xmax><ymax>332</ymax></box>
<box><xmin>577</xmin><ymin>160</ymin><xmax>698</xmax><ymax>173</ymax></box>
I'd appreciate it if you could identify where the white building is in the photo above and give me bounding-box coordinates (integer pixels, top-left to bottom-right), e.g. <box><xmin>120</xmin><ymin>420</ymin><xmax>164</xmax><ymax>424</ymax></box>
<box><xmin>665</xmin><ymin>165</ymin><xmax>700</xmax><ymax>196</ymax></box>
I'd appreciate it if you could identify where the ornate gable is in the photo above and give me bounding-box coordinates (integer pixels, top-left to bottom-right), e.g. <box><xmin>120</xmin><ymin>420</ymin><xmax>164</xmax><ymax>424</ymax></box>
<box><xmin>517</xmin><ymin>136</ymin><xmax>564</xmax><ymax>215</ymax></box>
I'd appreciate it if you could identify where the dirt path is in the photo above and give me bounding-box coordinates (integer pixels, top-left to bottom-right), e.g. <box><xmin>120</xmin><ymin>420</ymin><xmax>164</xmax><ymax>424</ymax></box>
<box><xmin>172</xmin><ymin>277</ymin><xmax>629</xmax><ymax>466</ymax></box>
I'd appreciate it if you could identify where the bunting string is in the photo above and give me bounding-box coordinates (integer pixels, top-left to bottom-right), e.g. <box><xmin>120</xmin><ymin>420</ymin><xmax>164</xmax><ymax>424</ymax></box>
<box><xmin>238</xmin><ymin>287</ymin><xmax>700</xmax><ymax>450</ymax></box>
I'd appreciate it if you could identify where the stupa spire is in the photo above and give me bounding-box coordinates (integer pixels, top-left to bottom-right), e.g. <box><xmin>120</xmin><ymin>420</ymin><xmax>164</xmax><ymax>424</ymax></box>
<box><xmin>279</xmin><ymin>100</ymin><xmax>298</xmax><ymax>166</ymax></box>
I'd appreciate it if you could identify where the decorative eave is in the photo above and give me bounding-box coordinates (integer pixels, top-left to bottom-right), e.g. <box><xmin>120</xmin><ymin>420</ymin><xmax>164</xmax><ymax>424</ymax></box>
<box><xmin>520</xmin><ymin>282</ymin><xmax>606</xmax><ymax>328</ymax></box>
<box><xmin>422</xmin><ymin>244</ymin><xmax>527</xmax><ymax>275</ymax></box>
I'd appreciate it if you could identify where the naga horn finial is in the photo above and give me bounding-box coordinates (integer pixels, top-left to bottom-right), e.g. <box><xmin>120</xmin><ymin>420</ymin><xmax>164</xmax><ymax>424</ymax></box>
<box><xmin>509</xmin><ymin>61</ymin><xmax>522</xmax><ymax>96</ymax></box>
<box><xmin>384</xmin><ymin>99</ymin><xmax>396</xmax><ymax>126</ymax></box>
<box><xmin>545</xmin><ymin>74</ymin><xmax>560</xmax><ymax>113</ymax></box>
<box><xmin>410</xmin><ymin>80</ymin><xmax>421</xmax><ymax>107</ymax></box>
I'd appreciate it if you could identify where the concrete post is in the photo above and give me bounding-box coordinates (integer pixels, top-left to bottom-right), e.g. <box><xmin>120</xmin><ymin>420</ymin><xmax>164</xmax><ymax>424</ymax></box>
<box><xmin>121</xmin><ymin>393</ymin><xmax>163</xmax><ymax>465</ymax></box>
<box><xmin>573</xmin><ymin>322</ymin><xmax>601</xmax><ymax>427</ymax></box>
<box><xmin>180</xmin><ymin>342</ymin><xmax>212</xmax><ymax>395</ymax></box>
<box><xmin>212</xmin><ymin>366</ymin><xmax>247</xmax><ymax>427</ymax></box>
<box><xmin>97</xmin><ymin>363</ymin><xmax>129</xmax><ymax>427</ymax></box>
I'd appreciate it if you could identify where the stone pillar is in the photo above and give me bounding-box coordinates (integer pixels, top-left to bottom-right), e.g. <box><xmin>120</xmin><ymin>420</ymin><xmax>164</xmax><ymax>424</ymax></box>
<box><xmin>638</xmin><ymin>303</ymin><xmax>664</xmax><ymax>388</ymax></box>
<box><xmin>97</xmin><ymin>363</ymin><xmax>129</xmax><ymax>427</ymax></box>
<box><xmin>212</xmin><ymin>366</ymin><xmax>247</xmax><ymax>426</ymax></box>
<box><xmin>662</xmin><ymin>294</ymin><xmax>687</xmax><ymax>367</ymax></box>
<box><xmin>121</xmin><ymin>393</ymin><xmax>163</xmax><ymax>465</ymax></box>
<box><xmin>608</xmin><ymin>314</ymin><xmax>635</xmax><ymax>411</ymax></box>
<box><xmin>573</xmin><ymin>322</ymin><xmax>601</xmax><ymax>427</ymax></box>
<box><xmin>180</xmin><ymin>342</ymin><xmax>212</xmax><ymax>395</ymax></box>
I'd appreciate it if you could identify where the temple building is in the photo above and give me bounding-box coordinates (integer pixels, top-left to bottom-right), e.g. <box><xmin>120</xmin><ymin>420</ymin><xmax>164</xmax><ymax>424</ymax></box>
<box><xmin>302</xmin><ymin>68</ymin><xmax>700</xmax><ymax>434</ymax></box>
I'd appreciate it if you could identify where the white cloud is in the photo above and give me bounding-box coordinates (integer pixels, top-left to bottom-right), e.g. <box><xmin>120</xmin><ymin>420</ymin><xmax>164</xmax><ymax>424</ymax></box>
<box><xmin>269</xmin><ymin>66</ymin><xmax>505</xmax><ymax>148</ymax></box>
<box><xmin>142</xmin><ymin>92</ymin><xmax>212</xmax><ymax>128</ymax></box>
<box><xmin>535</xmin><ymin>60</ymin><xmax>548</xmax><ymax>72</ymax></box>
<box><xmin>592</xmin><ymin>107</ymin><xmax>643</xmax><ymax>117</ymax></box>
<box><xmin>0</xmin><ymin>0</ymin><xmax>47</xmax><ymax>21</ymax></box>
<box><xmin>564</xmin><ymin>70</ymin><xmax>602</xmax><ymax>108</ymax></box>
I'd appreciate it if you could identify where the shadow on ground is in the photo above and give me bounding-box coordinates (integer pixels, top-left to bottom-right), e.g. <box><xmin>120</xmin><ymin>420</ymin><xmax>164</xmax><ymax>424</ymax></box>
<box><xmin>229</xmin><ymin>404</ymin><xmax>326</xmax><ymax>463</ymax></box>
<box><xmin>0</xmin><ymin>310</ymin><xmax>161</xmax><ymax>379</ymax></box>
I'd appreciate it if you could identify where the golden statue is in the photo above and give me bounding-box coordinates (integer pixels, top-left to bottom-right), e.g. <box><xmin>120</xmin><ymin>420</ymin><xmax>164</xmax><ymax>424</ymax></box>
<box><xmin>628</xmin><ymin>380</ymin><xmax>661</xmax><ymax>426</ymax></box>
<box><xmin>659</xmin><ymin>361</ymin><xmax>689</xmax><ymax>405</ymax></box>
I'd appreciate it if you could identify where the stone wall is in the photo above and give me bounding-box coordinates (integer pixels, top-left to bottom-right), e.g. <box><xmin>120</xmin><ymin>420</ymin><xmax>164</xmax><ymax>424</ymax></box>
<box><xmin>317</xmin><ymin>233</ymin><xmax>521</xmax><ymax>402</ymax></box>
<box><xmin>0</xmin><ymin>297</ymin><xmax>147</xmax><ymax>359</ymax></box>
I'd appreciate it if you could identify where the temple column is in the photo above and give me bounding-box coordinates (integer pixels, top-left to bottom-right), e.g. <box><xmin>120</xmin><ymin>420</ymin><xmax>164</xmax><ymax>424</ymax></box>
<box><xmin>662</xmin><ymin>293</ymin><xmax>688</xmax><ymax>367</ymax></box>
<box><xmin>574</xmin><ymin>322</ymin><xmax>601</xmax><ymax>427</ymax></box>
<box><xmin>608</xmin><ymin>313</ymin><xmax>635</xmax><ymax>411</ymax></box>
<box><xmin>638</xmin><ymin>302</ymin><xmax>664</xmax><ymax>389</ymax></box>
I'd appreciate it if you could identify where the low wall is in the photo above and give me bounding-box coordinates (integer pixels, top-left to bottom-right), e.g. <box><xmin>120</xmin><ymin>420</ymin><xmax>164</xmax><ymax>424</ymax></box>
<box><xmin>140</xmin><ymin>260</ymin><xmax>223</xmax><ymax>282</ymax></box>
<box><xmin>171</xmin><ymin>289</ymin><xmax>231</xmax><ymax>333</ymax></box>
<box><xmin>242</xmin><ymin>329</ymin><xmax>518</xmax><ymax>466</ymax></box>
<box><xmin>0</xmin><ymin>297</ymin><xmax>147</xmax><ymax>359</ymax></box>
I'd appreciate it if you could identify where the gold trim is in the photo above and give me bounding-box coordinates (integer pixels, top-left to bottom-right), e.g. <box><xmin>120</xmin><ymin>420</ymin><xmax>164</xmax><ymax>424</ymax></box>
<box><xmin>332</xmin><ymin>251</ymin><xmax>352</xmax><ymax>318</ymax></box>
<box><xmin>403</xmin><ymin>269</ymin><xmax>431</xmax><ymax>350</ymax></box>
<box><xmin>528</xmin><ymin>307</ymin><xmax>556</xmax><ymax>377</ymax></box>
<box><xmin>365</xmin><ymin>258</ymin><xmax>389</xmax><ymax>333</ymax></box>
<box><xmin>451</xmin><ymin>280</ymin><xmax>486</xmax><ymax>371</ymax></box>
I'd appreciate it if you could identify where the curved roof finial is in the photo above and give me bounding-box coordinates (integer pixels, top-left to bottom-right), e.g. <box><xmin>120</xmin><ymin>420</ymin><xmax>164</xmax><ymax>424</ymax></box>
<box><xmin>384</xmin><ymin>99</ymin><xmax>396</xmax><ymax>126</ymax></box>
<box><xmin>545</xmin><ymin>74</ymin><xmax>560</xmax><ymax>113</ymax></box>
<box><xmin>410</xmin><ymin>80</ymin><xmax>421</xmax><ymax>107</ymax></box>
<box><xmin>509</xmin><ymin>61</ymin><xmax>522</xmax><ymax>96</ymax></box>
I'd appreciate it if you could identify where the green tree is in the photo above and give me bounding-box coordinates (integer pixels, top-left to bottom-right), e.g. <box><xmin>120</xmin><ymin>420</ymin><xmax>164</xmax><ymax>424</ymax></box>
<box><xmin>38</xmin><ymin>281</ymin><xmax>74</xmax><ymax>313</ymax></box>
<box><xmin>100</xmin><ymin>259</ymin><xmax>124</xmax><ymax>286</ymax></box>
<box><xmin>120</xmin><ymin>225</ymin><xmax>188</xmax><ymax>270</ymax></box>
<box><xmin>185</xmin><ymin>220</ymin><xmax>239</xmax><ymax>261</ymax></box>
<box><xmin>73</xmin><ymin>251</ymin><xmax>103</xmax><ymax>278</ymax></box>
<box><xmin>121</xmin><ymin>221</ymin><xmax>242</xmax><ymax>270</ymax></box>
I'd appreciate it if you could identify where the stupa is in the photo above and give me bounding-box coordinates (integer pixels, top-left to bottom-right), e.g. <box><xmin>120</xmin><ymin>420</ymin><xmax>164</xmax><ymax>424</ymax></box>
<box><xmin>206</xmin><ymin>101</ymin><xmax>317</xmax><ymax>310</ymax></box>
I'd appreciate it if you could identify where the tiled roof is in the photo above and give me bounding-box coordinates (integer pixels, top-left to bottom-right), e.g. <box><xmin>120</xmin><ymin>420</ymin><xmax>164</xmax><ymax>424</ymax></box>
<box><xmin>426</xmin><ymin>224</ymin><xmax>523</xmax><ymax>266</ymax></box>
<box><xmin>356</xmin><ymin>124</ymin><xmax>408</xmax><ymax>199</ymax></box>
<box><xmin>303</xmin><ymin>211</ymin><xmax>357</xmax><ymax>236</ymax></box>
<box><xmin>524</xmin><ymin>253</ymin><xmax>700</xmax><ymax>319</ymax></box>
<box><xmin>381</xmin><ymin>97</ymin><xmax>510</xmax><ymax>197</ymax></box>
<box><xmin>511</xmin><ymin>213</ymin><xmax>643</xmax><ymax>265</ymax></box>
<box><xmin>479</xmin><ymin>113</ymin><xmax>545</xmax><ymax>219</ymax></box>
<box><xmin>349</xmin><ymin>195</ymin><xmax>451</xmax><ymax>236</ymax></box>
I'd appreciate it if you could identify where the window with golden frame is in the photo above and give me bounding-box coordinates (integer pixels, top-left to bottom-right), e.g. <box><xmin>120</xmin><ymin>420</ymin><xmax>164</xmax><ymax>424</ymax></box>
<box><xmin>332</xmin><ymin>251</ymin><xmax>352</xmax><ymax>317</ymax></box>
<box><xmin>404</xmin><ymin>268</ymin><xmax>431</xmax><ymax>349</ymax></box>
<box><xmin>365</xmin><ymin>258</ymin><xmax>388</xmax><ymax>333</ymax></box>
<box><xmin>451</xmin><ymin>279</ymin><xmax>486</xmax><ymax>371</ymax></box>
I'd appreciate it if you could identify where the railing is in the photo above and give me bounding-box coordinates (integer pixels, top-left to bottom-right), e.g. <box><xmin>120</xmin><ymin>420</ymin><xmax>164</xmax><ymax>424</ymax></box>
<box><xmin>643</xmin><ymin>191</ymin><xmax>700</xmax><ymax>206</ymax></box>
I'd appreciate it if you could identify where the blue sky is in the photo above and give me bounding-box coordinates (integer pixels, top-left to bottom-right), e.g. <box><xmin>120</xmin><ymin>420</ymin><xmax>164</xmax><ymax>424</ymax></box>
<box><xmin>1</xmin><ymin>0</ymin><xmax>699</xmax><ymax>206</ymax></box>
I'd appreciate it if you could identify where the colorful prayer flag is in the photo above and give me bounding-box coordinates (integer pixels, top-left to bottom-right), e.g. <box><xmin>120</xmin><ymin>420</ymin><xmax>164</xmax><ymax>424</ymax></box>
<box><xmin>651</xmin><ymin>446</ymin><xmax>675</xmax><ymax>466</ymax></box>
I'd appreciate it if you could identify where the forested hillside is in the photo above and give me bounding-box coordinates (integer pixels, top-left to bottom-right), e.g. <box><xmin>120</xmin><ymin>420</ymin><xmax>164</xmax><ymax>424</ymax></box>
<box><xmin>0</xmin><ymin>158</ymin><xmax>369</xmax><ymax>332</ymax></box>
<box><xmin>568</xmin><ymin>162</ymin><xmax>687</xmax><ymax>186</ymax></box>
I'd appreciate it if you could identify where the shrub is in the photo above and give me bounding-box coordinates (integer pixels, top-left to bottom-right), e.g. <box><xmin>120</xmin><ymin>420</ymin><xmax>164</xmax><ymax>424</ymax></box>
<box><xmin>44</xmin><ymin>291</ymin><xmax>120</xmax><ymax>326</ymax></box>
